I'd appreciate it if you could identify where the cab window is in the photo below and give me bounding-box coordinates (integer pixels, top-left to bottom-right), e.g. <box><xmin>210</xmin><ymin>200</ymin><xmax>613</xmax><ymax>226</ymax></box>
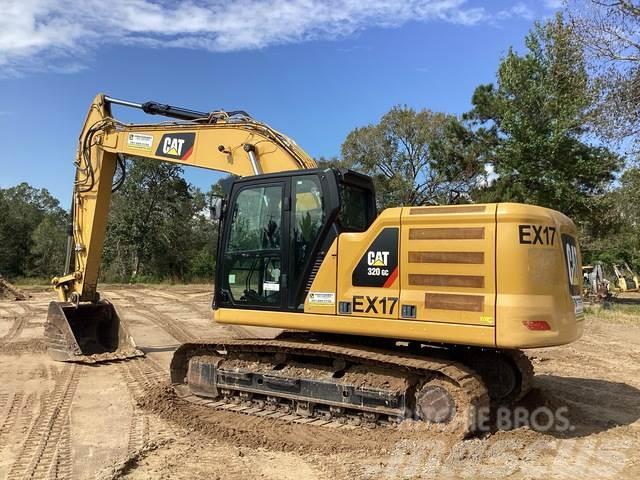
<box><xmin>292</xmin><ymin>176</ymin><xmax>325</xmax><ymax>291</ymax></box>
<box><xmin>224</xmin><ymin>184</ymin><xmax>283</xmax><ymax>306</ymax></box>
<box><xmin>338</xmin><ymin>183</ymin><xmax>371</xmax><ymax>232</ymax></box>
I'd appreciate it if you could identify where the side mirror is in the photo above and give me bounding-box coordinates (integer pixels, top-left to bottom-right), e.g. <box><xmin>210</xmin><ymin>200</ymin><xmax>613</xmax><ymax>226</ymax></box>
<box><xmin>209</xmin><ymin>195</ymin><xmax>224</xmax><ymax>221</ymax></box>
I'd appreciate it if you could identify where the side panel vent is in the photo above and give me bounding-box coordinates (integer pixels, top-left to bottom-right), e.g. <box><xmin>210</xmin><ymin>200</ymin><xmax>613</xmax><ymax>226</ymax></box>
<box><xmin>303</xmin><ymin>253</ymin><xmax>325</xmax><ymax>295</ymax></box>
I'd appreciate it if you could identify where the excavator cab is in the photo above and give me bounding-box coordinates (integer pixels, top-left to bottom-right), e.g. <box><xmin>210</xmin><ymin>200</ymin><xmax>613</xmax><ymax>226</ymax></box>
<box><xmin>215</xmin><ymin>168</ymin><xmax>376</xmax><ymax>312</ymax></box>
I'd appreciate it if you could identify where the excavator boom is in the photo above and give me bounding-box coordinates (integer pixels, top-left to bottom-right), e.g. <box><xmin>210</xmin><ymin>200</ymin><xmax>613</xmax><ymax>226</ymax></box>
<box><xmin>47</xmin><ymin>94</ymin><xmax>315</xmax><ymax>362</ymax></box>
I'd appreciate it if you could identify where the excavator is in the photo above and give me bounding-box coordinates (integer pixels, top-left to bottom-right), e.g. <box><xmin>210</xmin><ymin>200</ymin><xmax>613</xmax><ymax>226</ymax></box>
<box><xmin>612</xmin><ymin>263</ymin><xmax>640</xmax><ymax>293</ymax></box>
<box><xmin>45</xmin><ymin>94</ymin><xmax>584</xmax><ymax>436</ymax></box>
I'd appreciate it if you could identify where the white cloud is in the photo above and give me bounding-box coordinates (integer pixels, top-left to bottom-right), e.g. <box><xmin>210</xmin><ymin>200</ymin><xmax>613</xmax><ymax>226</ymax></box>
<box><xmin>495</xmin><ymin>2</ymin><xmax>535</xmax><ymax>22</ymax></box>
<box><xmin>543</xmin><ymin>0</ymin><xmax>564</xmax><ymax>9</ymax></box>
<box><xmin>0</xmin><ymin>0</ymin><xmax>537</xmax><ymax>75</ymax></box>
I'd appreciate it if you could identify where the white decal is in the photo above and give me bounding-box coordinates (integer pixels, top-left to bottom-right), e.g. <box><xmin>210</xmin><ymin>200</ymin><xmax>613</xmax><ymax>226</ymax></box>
<box><xmin>367</xmin><ymin>251</ymin><xmax>389</xmax><ymax>267</ymax></box>
<box><xmin>308</xmin><ymin>292</ymin><xmax>335</xmax><ymax>305</ymax></box>
<box><xmin>573</xmin><ymin>295</ymin><xmax>584</xmax><ymax>316</ymax></box>
<box><xmin>127</xmin><ymin>133</ymin><xmax>153</xmax><ymax>150</ymax></box>
<box><xmin>163</xmin><ymin>137</ymin><xmax>186</xmax><ymax>156</ymax></box>
<box><xmin>263</xmin><ymin>282</ymin><xmax>280</xmax><ymax>292</ymax></box>
<box><xmin>565</xmin><ymin>243</ymin><xmax>578</xmax><ymax>285</ymax></box>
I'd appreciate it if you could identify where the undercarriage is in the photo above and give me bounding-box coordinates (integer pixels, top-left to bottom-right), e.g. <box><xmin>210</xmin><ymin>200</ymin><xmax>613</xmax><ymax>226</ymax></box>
<box><xmin>170</xmin><ymin>334</ymin><xmax>534</xmax><ymax>437</ymax></box>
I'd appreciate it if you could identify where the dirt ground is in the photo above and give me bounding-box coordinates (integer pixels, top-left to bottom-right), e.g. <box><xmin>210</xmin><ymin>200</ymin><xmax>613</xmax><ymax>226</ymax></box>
<box><xmin>0</xmin><ymin>285</ymin><xmax>638</xmax><ymax>480</ymax></box>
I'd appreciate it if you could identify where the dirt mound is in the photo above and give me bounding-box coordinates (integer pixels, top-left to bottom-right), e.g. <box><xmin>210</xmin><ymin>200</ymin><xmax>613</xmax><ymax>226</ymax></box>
<box><xmin>0</xmin><ymin>276</ymin><xmax>27</xmax><ymax>301</ymax></box>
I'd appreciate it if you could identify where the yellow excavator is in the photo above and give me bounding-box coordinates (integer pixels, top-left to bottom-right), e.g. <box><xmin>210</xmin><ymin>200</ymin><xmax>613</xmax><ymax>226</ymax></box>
<box><xmin>46</xmin><ymin>94</ymin><xmax>584</xmax><ymax>435</ymax></box>
<box><xmin>612</xmin><ymin>263</ymin><xmax>640</xmax><ymax>293</ymax></box>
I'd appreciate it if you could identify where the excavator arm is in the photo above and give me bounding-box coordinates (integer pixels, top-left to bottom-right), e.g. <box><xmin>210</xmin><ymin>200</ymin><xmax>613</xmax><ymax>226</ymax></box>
<box><xmin>46</xmin><ymin>94</ymin><xmax>315</xmax><ymax>363</ymax></box>
<box><xmin>53</xmin><ymin>94</ymin><xmax>316</xmax><ymax>304</ymax></box>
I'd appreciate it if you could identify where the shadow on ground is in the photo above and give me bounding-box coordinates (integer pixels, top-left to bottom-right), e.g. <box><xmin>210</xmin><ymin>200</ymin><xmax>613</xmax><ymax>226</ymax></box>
<box><xmin>503</xmin><ymin>374</ymin><xmax>640</xmax><ymax>439</ymax></box>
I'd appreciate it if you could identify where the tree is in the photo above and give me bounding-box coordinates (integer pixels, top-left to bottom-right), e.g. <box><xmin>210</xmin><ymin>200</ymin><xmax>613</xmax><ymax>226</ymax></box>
<box><xmin>466</xmin><ymin>14</ymin><xmax>621</xmax><ymax>222</ymax></box>
<box><xmin>340</xmin><ymin>106</ymin><xmax>483</xmax><ymax>208</ymax></box>
<box><xmin>582</xmin><ymin>167</ymin><xmax>640</xmax><ymax>269</ymax></box>
<box><xmin>569</xmin><ymin>1</ymin><xmax>640</xmax><ymax>151</ymax></box>
<box><xmin>31</xmin><ymin>215</ymin><xmax>67</xmax><ymax>277</ymax></box>
<box><xmin>102</xmin><ymin>158</ymin><xmax>209</xmax><ymax>282</ymax></box>
<box><xmin>188</xmin><ymin>181</ymin><xmax>227</xmax><ymax>280</ymax></box>
<box><xmin>0</xmin><ymin>183</ymin><xmax>68</xmax><ymax>278</ymax></box>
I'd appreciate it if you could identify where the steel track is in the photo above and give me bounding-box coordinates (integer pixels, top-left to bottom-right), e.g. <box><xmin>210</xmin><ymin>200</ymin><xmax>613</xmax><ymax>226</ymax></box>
<box><xmin>506</xmin><ymin>349</ymin><xmax>535</xmax><ymax>402</ymax></box>
<box><xmin>172</xmin><ymin>338</ymin><xmax>490</xmax><ymax>437</ymax></box>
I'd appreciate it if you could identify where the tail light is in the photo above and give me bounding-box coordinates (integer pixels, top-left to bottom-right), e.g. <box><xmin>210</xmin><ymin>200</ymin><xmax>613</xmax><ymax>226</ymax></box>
<box><xmin>523</xmin><ymin>320</ymin><xmax>551</xmax><ymax>331</ymax></box>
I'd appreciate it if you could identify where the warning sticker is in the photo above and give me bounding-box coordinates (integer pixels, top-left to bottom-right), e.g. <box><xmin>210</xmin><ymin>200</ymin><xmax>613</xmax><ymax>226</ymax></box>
<box><xmin>308</xmin><ymin>292</ymin><xmax>335</xmax><ymax>305</ymax></box>
<box><xmin>572</xmin><ymin>295</ymin><xmax>584</xmax><ymax>317</ymax></box>
<box><xmin>263</xmin><ymin>282</ymin><xmax>280</xmax><ymax>292</ymax></box>
<box><xmin>127</xmin><ymin>133</ymin><xmax>154</xmax><ymax>151</ymax></box>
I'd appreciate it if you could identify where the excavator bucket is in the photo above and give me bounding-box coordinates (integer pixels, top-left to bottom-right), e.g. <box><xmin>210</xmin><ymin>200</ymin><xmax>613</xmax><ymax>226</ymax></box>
<box><xmin>44</xmin><ymin>301</ymin><xmax>143</xmax><ymax>363</ymax></box>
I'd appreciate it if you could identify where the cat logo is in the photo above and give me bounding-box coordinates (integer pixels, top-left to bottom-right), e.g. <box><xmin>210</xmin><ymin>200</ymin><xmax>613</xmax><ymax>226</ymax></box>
<box><xmin>155</xmin><ymin>132</ymin><xmax>195</xmax><ymax>160</ymax></box>
<box><xmin>163</xmin><ymin>137</ymin><xmax>185</xmax><ymax>156</ymax></box>
<box><xmin>565</xmin><ymin>243</ymin><xmax>578</xmax><ymax>285</ymax></box>
<box><xmin>561</xmin><ymin>233</ymin><xmax>581</xmax><ymax>296</ymax></box>
<box><xmin>367</xmin><ymin>251</ymin><xmax>389</xmax><ymax>267</ymax></box>
<box><xmin>353</xmin><ymin>228</ymin><xmax>398</xmax><ymax>288</ymax></box>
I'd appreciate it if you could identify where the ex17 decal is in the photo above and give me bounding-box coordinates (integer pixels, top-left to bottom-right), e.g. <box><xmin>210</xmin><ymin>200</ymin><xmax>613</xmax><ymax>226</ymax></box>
<box><xmin>352</xmin><ymin>295</ymin><xmax>398</xmax><ymax>315</ymax></box>
<box><xmin>518</xmin><ymin>225</ymin><xmax>556</xmax><ymax>245</ymax></box>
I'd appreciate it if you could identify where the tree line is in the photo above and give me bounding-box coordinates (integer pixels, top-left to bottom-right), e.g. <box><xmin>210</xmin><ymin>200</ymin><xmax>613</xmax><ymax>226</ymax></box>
<box><xmin>1</xmin><ymin>4</ymin><xmax>639</xmax><ymax>282</ymax></box>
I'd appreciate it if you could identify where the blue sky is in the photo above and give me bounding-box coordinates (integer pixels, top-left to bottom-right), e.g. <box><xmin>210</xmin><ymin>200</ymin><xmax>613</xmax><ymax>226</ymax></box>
<box><xmin>0</xmin><ymin>0</ymin><xmax>562</xmax><ymax>202</ymax></box>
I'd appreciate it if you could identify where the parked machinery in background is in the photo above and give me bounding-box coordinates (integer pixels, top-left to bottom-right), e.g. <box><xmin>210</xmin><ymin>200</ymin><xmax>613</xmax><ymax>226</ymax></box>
<box><xmin>582</xmin><ymin>264</ymin><xmax>612</xmax><ymax>303</ymax></box>
<box><xmin>612</xmin><ymin>263</ymin><xmax>640</xmax><ymax>293</ymax></box>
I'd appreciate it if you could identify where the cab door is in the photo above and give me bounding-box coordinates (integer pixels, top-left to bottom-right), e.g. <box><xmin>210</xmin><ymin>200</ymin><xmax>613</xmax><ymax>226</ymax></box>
<box><xmin>217</xmin><ymin>180</ymin><xmax>288</xmax><ymax>310</ymax></box>
<box><xmin>288</xmin><ymin>174</ymin><xmax>328</xmax><ymax>309</ymax></box>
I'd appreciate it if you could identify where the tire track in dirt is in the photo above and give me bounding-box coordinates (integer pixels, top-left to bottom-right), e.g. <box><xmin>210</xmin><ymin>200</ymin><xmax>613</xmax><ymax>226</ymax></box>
<box><xmin>116</xmin><ymin>361</ymin><xmax>150</xmax><ymax>461</ymax></box>
<box><xmin>0</xmin><ymin>317</ymin><xmax>26</xmax><ymax>343</ymax></box>
<box><xmin>0</xmin><ymin>392</ymin><xmax>25</xmax><ymax>449</ymax></box>
<box><xmin>140</xmin><ymin>307</ymin><xmax>196</xmax><ymax>344</ymax></box>
<box><xmin>142</xmin><ymin>291</ymin><xmax>274</xmax><ymax>340</ymax></box>
<box><xmin>118</xmin><ymin>357</ymin><xmax>171</xmax><ymax>458</ymax></box>
<box><xmin>113</xmin><ymin>290</ymin><xmax>256</xmax><ymax>343</ymax></box>
<box><xmin>47</xmin><ymin>417</ymin><xmax>72</xmax><ymax>480</ymax></box>
<box><xmin>118</xmin><ymin>292</ymin><xmax>196</xmax><ymax>344</ymax></box>
<box><xmin>6</xmin><ymin>364</ymin><xmax>80</xmax><ymax>480</ymax></box>
<box><xmin>141</xmin><ymin>293</ymin><xmax>262</xmax><ymax>340</ymax></box>
<box><xmin>9</xmin><ymin>392</ymin><xmax>37</xmax><ymax>450</ymax></box>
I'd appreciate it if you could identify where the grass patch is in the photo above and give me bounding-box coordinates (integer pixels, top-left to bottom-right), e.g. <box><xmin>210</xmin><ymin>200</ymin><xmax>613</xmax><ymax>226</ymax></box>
<box><xmin>8</xmin><ymin>277</ymin><xmax>52</xmax><ymax>287</ymax></box>
<box><xmin>585</xmin><ymin>300</ymin><xmax>640</xmax><ymax>324</ymax></box>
